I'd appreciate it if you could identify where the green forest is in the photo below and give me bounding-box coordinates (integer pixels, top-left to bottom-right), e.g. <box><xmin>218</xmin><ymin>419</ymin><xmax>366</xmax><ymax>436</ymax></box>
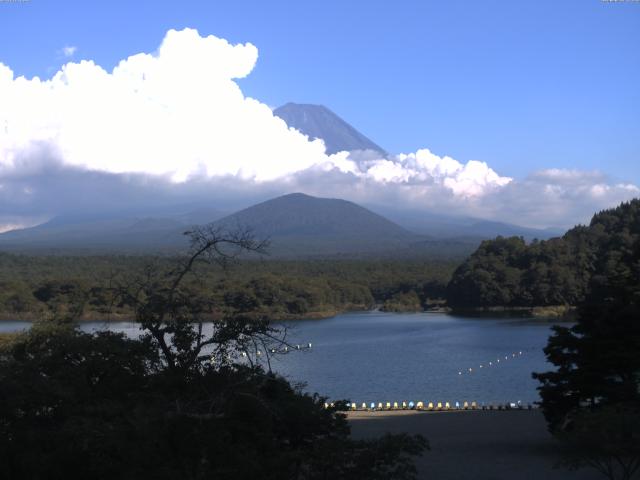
<box><xmin>0</xmin><ymin>254</ymin><xmax>456</xmax><ymax>321</ymax></box>
<box><xmin>2</xmin><ymin>199</ymin><xmax>640</xmax><ymax>320</ymax></box>
<box><xmin>446</xmin><ymin>199</ymin><xmax>640</xmax><ymax>310</ymax></box>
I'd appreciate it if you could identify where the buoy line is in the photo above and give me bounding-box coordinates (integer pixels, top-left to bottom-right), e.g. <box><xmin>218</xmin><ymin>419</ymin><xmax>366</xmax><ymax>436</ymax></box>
<box><xmin>457</xmin><ymin>350</ymin><xmax>524</xmax><ymax>376</ymax></box>
<box><xmin>325</xmin><ymin>400</ymin><xmax>536</xmax><ymax>412</ymax></box>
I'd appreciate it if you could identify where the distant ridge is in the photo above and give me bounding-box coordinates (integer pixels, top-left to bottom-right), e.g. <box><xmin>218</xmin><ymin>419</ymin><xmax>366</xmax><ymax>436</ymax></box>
<box><xmin>0</xmin><ymin>193</ymin><xmax>483</xmax><ymax>258</ymax></box>
<box><xmin>273</xmin><ymin>103</ymin><xmax>387</xmax><ymax>155</ymax></box>
<box><xmin>211</xmin><ymin>192</ymin><xmax>419</xmax><ymax>256</ymax></box>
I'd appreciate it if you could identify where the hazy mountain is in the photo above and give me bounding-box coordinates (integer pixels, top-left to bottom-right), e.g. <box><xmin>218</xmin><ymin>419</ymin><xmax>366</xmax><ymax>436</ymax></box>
<box><xmin>0</xmin><ymin>193</ymin><xmax>492</xmax><ymax>258</ymax></box>
<box><xmin>273</xmin><ymin>103</ymin><xmax>387</xmax><ymax>155</ymax></box>
<box><xmin>0</xmin><ymin>192</ymin><xmax>475</xmax><ymax>258</ymax></box>
<box><xmin>371</xmin><ymin>206</ymin><xmax>561</xmax><ymax>240</ymax></box>
<box><xmin>465</xmin><ymin>220</ymin><xmax>561</xmax><ymax>240</ymax></box>
<box><xmin>0</xmin><ymin>208</ymin><xmax>227</xmax><ymax>253</ymax></box>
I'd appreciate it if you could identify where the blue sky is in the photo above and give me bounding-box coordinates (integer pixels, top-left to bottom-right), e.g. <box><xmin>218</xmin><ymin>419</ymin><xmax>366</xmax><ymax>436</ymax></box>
<box><xmin>0</xmin><ymin>0</ymin><xmax>639</xmax><ymax>231</ymax></box>
<box><xmin>1</xmin><ymin>0</ymin><xmax>638</xmax><ymax>183</ymax></box>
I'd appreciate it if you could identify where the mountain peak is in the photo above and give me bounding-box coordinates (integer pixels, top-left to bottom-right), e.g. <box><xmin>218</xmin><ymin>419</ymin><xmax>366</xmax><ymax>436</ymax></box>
<box><xmin>273</xmin><ymin>103</ymin><xmax>387</xmax><ymax>156</ymax></box>
<box><xmin>212</xmin><ymin>193</ymin><xmax>417</xmax><ymax>256</ymax></box>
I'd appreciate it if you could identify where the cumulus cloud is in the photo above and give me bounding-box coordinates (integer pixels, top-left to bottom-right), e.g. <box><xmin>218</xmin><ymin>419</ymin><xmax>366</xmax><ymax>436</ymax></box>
<box><xmin>1</xmin><ymin>29</ymin><xmax>329</xmax><ymax>183</ymax></box>
<box><xmin>0</xmin><ymin>28</ymin><xmax>637</xmax><ymax>233</ymax></box>
<box><xmin>0</xmin><ymin>28</ymin><xmax>509</xmax><ymax>191</ymax></box>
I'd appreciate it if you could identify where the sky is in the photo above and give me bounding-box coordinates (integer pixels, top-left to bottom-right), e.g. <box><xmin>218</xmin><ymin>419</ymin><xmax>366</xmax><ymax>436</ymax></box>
<box><xmin>0</xmin><ymin>0</ymin><xmax>639</xmax><ymax>231</ymax></box>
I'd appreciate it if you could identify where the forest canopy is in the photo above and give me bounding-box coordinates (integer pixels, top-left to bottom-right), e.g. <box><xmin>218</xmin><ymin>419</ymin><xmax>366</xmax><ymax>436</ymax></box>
<box><xmin>446</xmin><ymin>199</ymin><xmax>640</xmax><ymax>309</ymax></box>
<box><xmin>0</xmin><ymin>255</ymin><xmax>456</xmax><ymax>321</ymax></box>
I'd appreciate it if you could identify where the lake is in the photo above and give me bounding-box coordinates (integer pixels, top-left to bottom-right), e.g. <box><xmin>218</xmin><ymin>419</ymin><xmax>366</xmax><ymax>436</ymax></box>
<box><xmin>1</xmin><ymin>311</ymin><xmax>556</xmax><ymax>405</ymax></box>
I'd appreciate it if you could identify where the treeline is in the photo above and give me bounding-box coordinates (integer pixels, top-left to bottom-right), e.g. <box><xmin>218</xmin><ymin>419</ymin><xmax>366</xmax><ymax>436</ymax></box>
<box><xmin>446</xmin><ymin>199</ymin><xmax>640</xmax><ymax>309</ymax></box>
<box><xmin>0</xmin><ymin>255</ymin><xmax>457</xmax><ymax>320</ymax></box>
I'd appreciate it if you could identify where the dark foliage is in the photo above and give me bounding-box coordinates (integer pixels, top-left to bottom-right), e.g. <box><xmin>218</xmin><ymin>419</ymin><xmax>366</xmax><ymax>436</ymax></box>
<box><xmin>532</xmin><ymin>200</ymin><xmax>640</xmax><ymax>479</ymax></box>
<box><xmin>0</xmin><ymin>227</ymin><xmax>427</xmax><ymax>479</ymax></box>
<box><xmin>446</xmin><ymin>199</ymin><xmax>640</xmax><ymax>309</ymax></box>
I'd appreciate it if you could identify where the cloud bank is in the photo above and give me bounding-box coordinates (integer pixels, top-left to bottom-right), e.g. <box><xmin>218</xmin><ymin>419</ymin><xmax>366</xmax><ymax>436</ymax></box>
<box><xmin>0</xmin><ymin>28</ymin><xmax>637</xmax><ymax>232</ymax></box>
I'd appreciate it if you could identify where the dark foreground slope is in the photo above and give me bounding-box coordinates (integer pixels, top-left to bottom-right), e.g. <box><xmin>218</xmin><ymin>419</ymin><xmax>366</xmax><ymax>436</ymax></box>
<box><xmin>349</xmin><ymin>411</ymin><xmax>599</xmax><ymax>480</ymax></box>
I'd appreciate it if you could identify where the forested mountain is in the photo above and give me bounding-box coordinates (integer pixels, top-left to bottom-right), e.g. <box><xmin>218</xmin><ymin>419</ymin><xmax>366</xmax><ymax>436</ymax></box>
<box><xmin>446</xmin><ymin>199</ymin><xmax>640</xmax><ymax>309</ymax></box>
<box><xmin>215</xmin><ymin>193</ymin><xmax>410</xmax><ymax>238</ymax></box>
<box><xmin>211</xmin><ymin>193</ymin><xmax>478</xmax><ymax>258</ymax></box>
<box><xmin>273</xmin><ymin>103</ymin><xmax>387</xmax><ymax>155</ymax></box>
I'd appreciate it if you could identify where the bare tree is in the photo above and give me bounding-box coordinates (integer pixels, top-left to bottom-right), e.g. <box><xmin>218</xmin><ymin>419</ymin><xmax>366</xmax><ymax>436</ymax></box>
<box><xmin>111</xmin><ymin>225</ymin><xmax>293</xmax><ymax>372</ymax></box>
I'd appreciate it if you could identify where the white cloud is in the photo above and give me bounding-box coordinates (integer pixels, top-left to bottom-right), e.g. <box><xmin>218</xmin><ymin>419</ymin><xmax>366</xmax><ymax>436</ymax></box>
<box><xmin>0</xmin><ymin>28</ymin><xmax>637</xmax><ymax>230</ymax></box>
<box><xmin>318</xmin><ymin>149</ymin><xmax>512</xmax><ymax>198</ymax></box>
<box><xmin>1</xmin><ymin>29</ymin><xmax>329</xmax><ymax>183</ymax></box>
<box><xmin>61</xmin><ymin>46</ymin><xmax>77</xmax><ymax>58</ymax></box>
<box><xmin>0</xmin><ymin>28</ymin><xmax>510</xmax><ymax>195</ymax></box>
<box><xmin>0</xmin><ymin>214</ymin><xmax>48</xmax><ymax>234</ymax></box>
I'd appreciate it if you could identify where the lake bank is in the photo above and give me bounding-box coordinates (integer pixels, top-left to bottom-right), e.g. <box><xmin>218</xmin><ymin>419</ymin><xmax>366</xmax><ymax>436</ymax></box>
<box><xmin>448</xmin><ymin>304</ymin><xmax>576</xmax><ymax>321</ymax></box>
<box><xmin>348</xmin><ymin>410</ymin><xmax>599</xmax><ymax>480</ymax></box>
<box><xmin>0</xmin><ymin>303</ymin><xmax>574</xmax><ymax>323</ymax></box>
<box><xmin>0</xmin><ymin>309</ymin><xmax>349</xmax><ymax>323</ymax></box>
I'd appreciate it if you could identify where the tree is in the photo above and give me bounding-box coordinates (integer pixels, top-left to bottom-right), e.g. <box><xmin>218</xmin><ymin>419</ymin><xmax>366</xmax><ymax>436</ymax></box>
<box><xmin>0</xmin><ymin>226</ymin><xmax>427</xmax><ymax>479</ymax></box>
<box><xmin>555</xmin><ymin>404</ymin><xmax>640</xmax><ymax>480</ymax></box>
<box><xmin>533</xmin><ymin>204</ymin><xmax>640</xmax><ymax>480</ymax></box>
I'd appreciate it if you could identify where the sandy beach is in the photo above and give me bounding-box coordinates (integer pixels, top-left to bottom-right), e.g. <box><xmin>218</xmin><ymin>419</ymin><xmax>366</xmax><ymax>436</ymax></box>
<box><xmin>348</xmin><ymin>410</ymin><xmax>601</xmax><ymax>480</ymax></box>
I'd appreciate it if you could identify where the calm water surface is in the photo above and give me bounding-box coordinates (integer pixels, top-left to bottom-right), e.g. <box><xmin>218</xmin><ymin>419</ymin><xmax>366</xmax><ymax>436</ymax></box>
<box><xmin>1</xmin><ymin>312</ymin><xmax>555</xmax><ymax>404</ymax></box>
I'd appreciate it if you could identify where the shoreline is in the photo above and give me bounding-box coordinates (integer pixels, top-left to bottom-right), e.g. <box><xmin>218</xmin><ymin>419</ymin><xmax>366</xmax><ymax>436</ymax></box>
<box><xmin>448</xmin><ymin>304</ymin><xmax>576</xmax><ymax>320</ymax></box>
<box><xmin>346</xmin><ymin>409</ymin><xmax>535</xmax><ymax>419</ymax></box>
<box><xmin>0</xmin><ymin>305</ymin><xmax>575</xmax><ymax>323</ymax></box>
